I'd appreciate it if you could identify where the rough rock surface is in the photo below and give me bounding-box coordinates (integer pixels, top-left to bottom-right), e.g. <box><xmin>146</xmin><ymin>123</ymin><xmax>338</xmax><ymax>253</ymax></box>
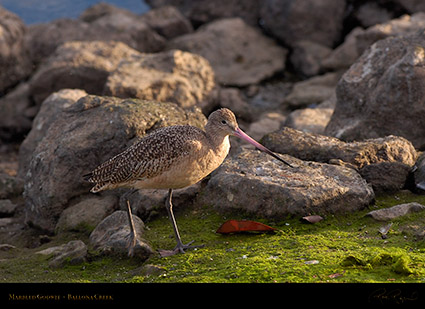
<box><xmin>146</xmin><ymin>0</ymin><xmax>261</xmax><ymax>26</ymax></box>
<box><xmin>200</xmin><ymin>148</ymin><xmax>374</xmax><ymax>219</ymax></box>
<box><xmin>24</xmin><ymin>9</ymin><xmax>164</xmax><ymax>66</ymax></box>
<box><xmin>325</xmin><ymin>31</ymin><xmax>425</xmax><ymax>149</ymax></box>
<box><xmin>322</xmin><ymin>13</ymin><xmax>425</xmax><ymax>72</ymax></box>
<box><xmin>0</xmin><ymin>83</ymin><xmax>33</xmax><ymax>142</ymax></box>
<box><xmin>140</xmin><ymin>5</ymin><xmax>194</xmax><ymax>39</ymax></box>
<box><xmin>89</xmin><ymin>211</ymin><xmax>153</xmax><ymax>260</ymax></box>
<box><xmin>0</xmin><ymin>7</ymin><xmax>32</xmax><ymax>93</ymax></box>
<box><xmin>284</xmin><ymin>106</ymin><xmax>334</xmax><ymax>135</ymax></box>
<box><xmin>21</xmin><ymin>93</ymin><xmax>206</xmax><ymax>232</ymax></box>
<box><xmin>29</xmin><ymin>41</ymin><xmax>140</xmax><ymax>105</ymax></box>
<box><xmin>284</xmin><ymin>72</ymin><xmax>340</xmax><ymax>108</ymax></box>
<box><xmin>0</xmin><ymin>173</ymin><xmax>24</xmax><ymax>199</ymax></box>
<box><xmin>289</xmin><ymin>40</ymin><xmax>332</xmax><ymax>77</ymax></box>
<box><xmin>262</xmin><ymin>128</ymin><xmax>417</xmax><ymax>168</ymax></box>
<box><xmin>366</xmin><ymin>202</ymin><xmax>425</xmax><ymax>221</ymax></box>
<box><xmin>36</xmin><ymin>240</ymin><xmax>87</xmax><ymax>268</ymax></box>
<box><xmin>167</xmin><ymin>18</ymin><xmax>287</xmax><ymax>86</ymax></box>
<box><xmin>260</xmin><ymin>0</ymin><xmax>345</xmax><ymax>48</ymax></box>
<box><xmin>19</xmin><ymin>89</ymin><xmax>88</xmax><ymax>177</ymax></box>
<box><xmin>262</xmin><ymin>128</ymin><xmax>417</xmax><ymax>193</ymax></box>
<box><xmin>104</xmin><ymin>49</ymin><xmax>216</xmax><ymax>109</ymax></box>
<box><xmin>55</xmin><ymin>195</ymin><xmax>118</xmax><ymax>234</ymax></box>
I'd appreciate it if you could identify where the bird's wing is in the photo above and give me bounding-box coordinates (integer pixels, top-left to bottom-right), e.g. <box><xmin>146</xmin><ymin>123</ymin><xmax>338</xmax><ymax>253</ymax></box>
<box><xmin>85</xmin><ymin>126</ymin><xmax>205</xmax><ymax>191</ymax></box>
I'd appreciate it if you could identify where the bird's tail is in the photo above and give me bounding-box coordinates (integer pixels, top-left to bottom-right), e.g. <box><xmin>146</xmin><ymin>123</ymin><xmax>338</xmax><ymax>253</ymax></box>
<box><xmin>83</xmin><ymin>172</ymin><xmax>93</xmax><ymax>182</ymax></box>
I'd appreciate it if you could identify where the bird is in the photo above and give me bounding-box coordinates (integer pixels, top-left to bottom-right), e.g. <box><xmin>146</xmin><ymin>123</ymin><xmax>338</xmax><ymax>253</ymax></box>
<box><xmin>84</xmin><ymin>108</ymin><xmax>292</xmax><ymax>256</ymax></box>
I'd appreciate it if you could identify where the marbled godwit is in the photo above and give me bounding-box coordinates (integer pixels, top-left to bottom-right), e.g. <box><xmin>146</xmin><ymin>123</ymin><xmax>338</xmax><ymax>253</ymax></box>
<box><xmin>84</xmin><ymin>108</ymin><xmax>292</xmax><ymax>256</ymax></box>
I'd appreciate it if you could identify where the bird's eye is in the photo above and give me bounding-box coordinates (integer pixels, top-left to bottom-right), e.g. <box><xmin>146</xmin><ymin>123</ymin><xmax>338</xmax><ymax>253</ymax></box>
<box><xmin>221</xmin><ymin>120</ymin><xmax>227</xmax><ymax>125</ymax></box>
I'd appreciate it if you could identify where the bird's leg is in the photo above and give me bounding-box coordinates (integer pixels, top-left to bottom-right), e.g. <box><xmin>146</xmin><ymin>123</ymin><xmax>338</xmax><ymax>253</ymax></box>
<box><xmin>159</xmin><ymin>189</ymin><xmax>203</xmax><ymax>257</ymax></box>
<box><xmin>126</xmin><ymin>200</ymin><xmax>137</xmax><ymax>257</ymax></box>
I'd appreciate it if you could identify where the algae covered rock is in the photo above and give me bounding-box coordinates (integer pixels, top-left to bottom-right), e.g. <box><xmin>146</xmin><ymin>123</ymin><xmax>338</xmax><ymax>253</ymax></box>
<box><xmin>36</xmin><ymin>240</ymin><xmax>88</xmax><ymax>268</ymax></box>
<box><xmin>200</xmin><ymin>148</ymin><xmax>374</xmax><ymax>219</ymax></box>
<box><xmin>22</xmin><ymin>93</ymin><xmax>207</xmax><ymax>232</ymax></box>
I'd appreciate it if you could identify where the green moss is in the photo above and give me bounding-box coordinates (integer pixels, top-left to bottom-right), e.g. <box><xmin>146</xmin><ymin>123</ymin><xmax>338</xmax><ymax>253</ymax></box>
<box><xmin>2</xmin><ymin>190</ymin><xmax>425</xmax><ymax>282</ymax></box>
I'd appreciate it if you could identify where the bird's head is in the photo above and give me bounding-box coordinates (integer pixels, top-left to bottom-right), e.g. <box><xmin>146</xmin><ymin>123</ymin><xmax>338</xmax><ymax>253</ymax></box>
<box><xmin>206</xmin><ymin>108</ymin><xmax>293</xmax><ymax>167</ymax></box>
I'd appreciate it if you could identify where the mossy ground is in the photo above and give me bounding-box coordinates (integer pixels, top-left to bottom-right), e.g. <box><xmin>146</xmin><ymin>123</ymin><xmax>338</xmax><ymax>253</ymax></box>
<box><xmin>1</xmin><ymin>190</ymin><xmax>425</xmax><ymax>283</ymax></box>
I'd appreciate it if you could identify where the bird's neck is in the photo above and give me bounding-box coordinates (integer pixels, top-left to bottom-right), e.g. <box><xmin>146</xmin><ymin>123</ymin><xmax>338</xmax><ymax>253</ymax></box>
<box><xmin>205</xmin><ymin>125</ymin><xmax>229</xmax><ymax>149</ymax></box>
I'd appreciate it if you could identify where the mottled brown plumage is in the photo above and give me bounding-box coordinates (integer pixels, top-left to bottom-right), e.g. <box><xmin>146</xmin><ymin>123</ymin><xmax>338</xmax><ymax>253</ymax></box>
<box><xmin>84</xmin><ymin>108</ymin><xmax>291</xmax><ymax>256</ymax></box>
<box><xmin>85</xmin><ymin>109</ymin><xmax>236</xmax><ymax>193</ymax></box>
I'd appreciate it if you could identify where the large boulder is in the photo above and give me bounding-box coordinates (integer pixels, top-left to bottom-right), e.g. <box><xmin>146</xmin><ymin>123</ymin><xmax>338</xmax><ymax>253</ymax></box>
<box><xmin>0</xmin><ymin>6</ymin><xmax>32</xmax><ymax>93</ymax></box>
<box><xmin>322</xmin><ymin>13</ymin><xmax>425</xmax><ymax>72</ymax></box>
<box><xmin>325</xmin><ymin>31</ymin><xmax>425</xmax><ymax>149</ymax></box>
<box><xmin>166</xmin><ymin>18</ymin><xmax>287</xmax><ymax>86</ymax></box>
<box><xmin>29</xmin><ymin>41</ymin><xmax>140</xmax><ymax>105</ymax></box>
<box><xmin>260</xmin><ymin>0</ymin><xmax>345</xmax><ymax>48</ymax></box>
<box><xmin>18</xmin><ymin>89</ymin><xmax>88</xmax><ymax>177</ymax></box>
<box><xmin>262</xmin><ymin>127</ymin><xmax>418</xmax><ymax>193</ymax></box>
<box><xmin>103</xmin><ymin>49</ymin><xmax>216</xmax><ymax>109</ymax></box>
<box><xmin>21</xmin><ymin>92</ymin><xmax>207</xmax><ymax>233</ymax></box>
<box><xmin>200</xmin><ymin>148</ymin><xmax>374</xmax><ymax>218</ymax></box>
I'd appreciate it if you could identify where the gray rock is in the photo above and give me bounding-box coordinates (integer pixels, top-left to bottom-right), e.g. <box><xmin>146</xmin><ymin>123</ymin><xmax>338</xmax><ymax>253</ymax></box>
<box><xmin>354</xmin><ymin>2</ymin><xmax>394</xmax><ymax>28</ymax></box>
<box><xmin>246</xmin><ymin>112</ymin><xmax>286</xmax><ymax>141</ymax></box>
<box><xmin>284</xmin><ymin>72</ymin><xmax>340</xmax><ymax>108</ymax></box>
<box><xmin>79</xmin><ymin>2</ymin><xmax>136</xmax><ymax>22</ymax></box>
<box><xmin>261</xmin><ymin>127</ymin><xmax>418</xmax><ymax>193</ymax></box>
<box><xmin>29</xmin><ymin>41</ymin><xmax>140</xmax><ymax>105</ymax></box>
<box><xmin>0</xmin><ymin>6</ymin><xmax>32</xmax><ymax>93</ymax></box>
<box><xmin>167</xmin><ymin>18</ymin><xmax>287</xmax><ymax>86</ymax></box>
<box><xmin>263</xmin><ymin>128</ymin><xmax>417</xmax><ymax>168</ymax></box>
<box><xmin>325</xmin><ymin>30</ymin><xmax>425</xmax><ymax>149</ymax></box>
<box><xmin>366</xmin><ymin>202</ymin><xmax>425</xmax><ymax>221</ymax></box>
<box><xmin>0</xmin><ymin>82</ymin><xmax>33</xmax><ymax>142</ymax></box>
<box><xmin>200</xmin><ymin>148</ymin><xmax>374</xmax><ymax>219</ymax></box>
<box><xmin>89</xmin><ymin>211</ymin><xmax>153</xmax><ymax>261</ymax></box>
<box><xmin>56</xmin><ymin>195</ymin><xmax>118</xmax><ymax>234</ymax></box>
<box><xmin>260</xmin><ymin>0</ymin><xmax>345</xmax><ymax>48</ymax></box>
<box><xmin>104</xmin><ymin>49</ymin><xmax>216</xmax><ymax>109</ymax></box>
<box><xmin>36</xmin><ymin>240</ymin><xmax>87</xmax><ymax>268</ymax></box>
<box><xmin>24</xmin><ymin>9</ymin><xmax>164</xmax><ymax>66</ymax></box>
<box><xmin>322</xmin><ymin>13</ymin><xmax>425</xmax><ymax>72</ymax></box>
<box><xmin>146</xmin><ymin>0</ymin><xmax>261</xmax><ymax>26</ymax></box>
<box><xmin>0</xmin><ymin>173</ymin><xmax>24</xmax><ymax>199</ymax></box>
<box><xmin>18</xmin><ymin>89</ymin><xmax>88</xmax><ymax>177</ymax></box>
<box><xmin>22</xmin><ymin>93</ymin><xmax>207</xmax><ymax>233</ymax></box>
<box><xmin>290</xmin><ymin>40</ymin><xmax>332</xmax><ymax>77</ymax></box>
<box><xmin>321</xmin><ymin>27</ymin><xmax>364</xmax><ymax>72</ymax></box>
<box><xmin>0</xmin><ymin>199</ymin><xmax>17</xmax><ymax>216</ymax></box>
<box><xmin>140</xmin><ymin>5</ymin><xmax>193</xmax><ymax>40</ymax></box>
<box><xmin>285</xmin><ymin>92</ymin><xmax>335</xmax><ymax>134</ymax></box>
<box><xmin>414</xmin><ymin>152</ymin><xmax>425</xmax><ymax>192</ymax></box>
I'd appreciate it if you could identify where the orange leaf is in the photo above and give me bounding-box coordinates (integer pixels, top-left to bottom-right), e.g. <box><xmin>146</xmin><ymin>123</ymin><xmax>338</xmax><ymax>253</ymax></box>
<box><xmin>216</xmin><ymin>220</ymin><xmax>276</xmax><ymax>234</ymax></box>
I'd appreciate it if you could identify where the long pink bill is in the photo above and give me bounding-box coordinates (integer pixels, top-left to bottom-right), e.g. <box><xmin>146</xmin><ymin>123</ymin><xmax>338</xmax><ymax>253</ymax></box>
<box><xmin>234</xmin><ymin>128</ymin><xmax>293</xmax><ymax>168</ymax></box>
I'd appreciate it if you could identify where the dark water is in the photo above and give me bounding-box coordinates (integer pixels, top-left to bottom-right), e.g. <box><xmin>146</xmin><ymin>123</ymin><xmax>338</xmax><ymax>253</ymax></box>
<box><xmin>0</xmin><ymin>0</ymin><xmax>150</xmax><ymax>25</ymax></box>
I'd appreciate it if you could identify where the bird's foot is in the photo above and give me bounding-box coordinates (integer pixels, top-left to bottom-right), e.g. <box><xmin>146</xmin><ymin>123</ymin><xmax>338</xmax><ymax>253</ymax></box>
<box><xmin>158</xmin><ymin>241</ymin><xmax>205</xmax><ymax>257</ymax></box>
